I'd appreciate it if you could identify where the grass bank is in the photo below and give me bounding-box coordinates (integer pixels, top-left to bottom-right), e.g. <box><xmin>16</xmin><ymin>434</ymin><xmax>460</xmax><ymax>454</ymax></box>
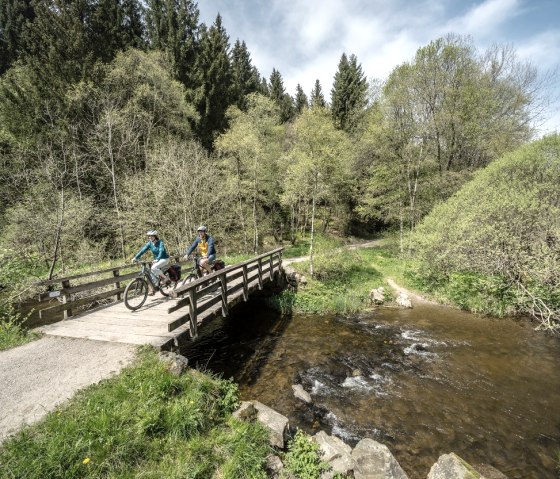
<box><xmin>0</xmin><ymin>348</ymin><xmax>272</xmax><ymax>479</ymax></box>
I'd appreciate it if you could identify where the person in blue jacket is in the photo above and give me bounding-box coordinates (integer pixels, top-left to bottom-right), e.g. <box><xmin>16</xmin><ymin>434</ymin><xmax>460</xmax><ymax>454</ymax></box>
<box><xmin>132</xmin><ymin>230</ymin><xmax>170</xmax><ymax>288</ymax></box>
<box><xmin>185</xmin><ymin>225</ymin><xmax>216</xmax><ymax>275</ymax></box>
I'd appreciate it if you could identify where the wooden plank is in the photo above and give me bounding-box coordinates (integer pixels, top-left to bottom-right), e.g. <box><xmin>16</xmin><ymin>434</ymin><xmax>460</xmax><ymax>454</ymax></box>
<box><xmin>38</xmin><ymin>264</ymin><xmax>138</xmax><ymax>286</ymax></box>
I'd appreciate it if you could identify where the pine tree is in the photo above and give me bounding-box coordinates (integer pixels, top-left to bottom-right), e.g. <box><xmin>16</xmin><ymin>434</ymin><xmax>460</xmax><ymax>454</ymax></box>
<box><xmin>0</xmin><ymin>0</ymin><xmax>35</xmax><ymax>75</ymax></box>
<box><xmin>145</xmin><ymin>0</ymin><xmax>200</xmax><ymax>89</ymax></box>
<box><xmin>294</xmin><ymin>84</ymin><xmax>308</xmax><ymax>114</ymax></box>
<box><xmin>269</xmin><ymin>68</ymin><xmax>294</xmax><ymax>122</ymax></box>
<box><xmin>90</xmin><ymin>0</ymin><xmax>145</xmax><ymax>63</ymax></box>
<box><xmin>193</xmin><ymin>14</ymin><xmax>233</xmax><ymax>149</ymax></box>
<box><xmin>231</xmin><ymin>39</ymin><xmax>260</xmax><ymax>110</ymax></box>
<box><xmin>331</xmin><ymin>53</ymin><xmax>368</xmax><ymax>132</ymax></box>
<box><xmin>310</xmin><ymin>79</ymin><xmax>326</xmax><ymax>108</ymax></box>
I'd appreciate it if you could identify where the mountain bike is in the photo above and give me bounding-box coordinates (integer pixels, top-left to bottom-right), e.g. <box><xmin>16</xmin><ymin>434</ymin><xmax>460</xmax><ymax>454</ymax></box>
<box><xmin>123</xmin><ymin>260</ymin><xmax>178</xmax><ymax>310</ymax></box>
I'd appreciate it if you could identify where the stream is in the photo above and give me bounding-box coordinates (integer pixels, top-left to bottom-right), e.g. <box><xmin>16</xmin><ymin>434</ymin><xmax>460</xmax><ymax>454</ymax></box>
<box><xmin>180</xmin><ymin>299</ymin><xmax>560</xmax><ymax>478</ymax></box>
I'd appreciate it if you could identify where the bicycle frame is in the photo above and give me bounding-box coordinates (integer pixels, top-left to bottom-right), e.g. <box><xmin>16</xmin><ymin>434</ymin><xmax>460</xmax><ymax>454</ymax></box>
<box><xmin>135</xmin><ymin>261</ymin><xmax>161</xmax><ymax>288</ymax></box>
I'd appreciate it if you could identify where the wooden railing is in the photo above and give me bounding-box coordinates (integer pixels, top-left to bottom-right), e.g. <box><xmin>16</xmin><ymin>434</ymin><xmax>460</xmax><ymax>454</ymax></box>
<box><xmin>34</xmin><ymin>257</ymin><xmax>185</xmax><ymax>320</ymax></box>
<box><xmin>167</xmin><ymin>248</ymin><xmax>284</xmax><ymax>339</ymax></box>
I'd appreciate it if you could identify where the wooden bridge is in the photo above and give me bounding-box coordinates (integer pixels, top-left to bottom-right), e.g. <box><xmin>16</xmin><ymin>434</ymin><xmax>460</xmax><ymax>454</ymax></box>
<box><xmin>34</xmin><ymin>248</ymin><xmax>284</xmax><ymax>350</ymax></box>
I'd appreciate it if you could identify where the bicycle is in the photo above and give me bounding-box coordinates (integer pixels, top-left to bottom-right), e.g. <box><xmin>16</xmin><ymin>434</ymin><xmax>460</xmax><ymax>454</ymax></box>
<box><xmin>179</xmin><ymin>255</ymin><xmax>225</xmax><ymax>286</ymax></box>
<box><xmin>123</xmin><ymin>260</ymin><xmax>178</xmax><ymax>310</ymax></box>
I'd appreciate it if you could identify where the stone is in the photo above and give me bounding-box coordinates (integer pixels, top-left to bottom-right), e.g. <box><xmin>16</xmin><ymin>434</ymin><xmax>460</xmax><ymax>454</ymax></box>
<box><xmin>396</xmin><ymin>293</ymin><xmax>412</xmax><ymax>308</ymax></box>
<box><xmin>292</xmin><ymin>384</ymin><xmax>312</xmax><ymax>404</ymax></box>
<box><xmin>474</xmin><ymin>463</ymin><xmax>508</xmax><ymax>479</ymax></box>
<box><xmin>352</xmin><ymin>438</ymin><xmax>408</xmax><ymax>479</ymax></box>
<box><xmin>370</xmin><ymin>287</ymin><xmax>385</xmax><ymax>304</ymax></box>
<box><xmin>235</xmin><ymin>400</ymin><xmax>289</xmax><ymax>448</ymax></box>
<box><xmin>313</xmin><ymin>431</ymin><xmax>354</xmax><ymax>476</ymax></box>
<box><xmin>266</xmin><ymin>454</ymin><xmax>284</xmax><ymax>478</ymax></box>
<box><xmin>157</xmin><ymin>351</ymin><xmax>189</xmax><ymax>376</ymax></box>
<box><xmin>427</xmin><ymin>453</ymin><xmax>481</xmax><ymax>479</ymax></box>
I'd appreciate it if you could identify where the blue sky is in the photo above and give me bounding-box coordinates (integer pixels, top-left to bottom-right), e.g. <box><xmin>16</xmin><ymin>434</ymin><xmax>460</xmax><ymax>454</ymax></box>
<box><xmin>198</xmin><ymin>0</ymin><xmax>560</xmax><ymax>135</ymax></box>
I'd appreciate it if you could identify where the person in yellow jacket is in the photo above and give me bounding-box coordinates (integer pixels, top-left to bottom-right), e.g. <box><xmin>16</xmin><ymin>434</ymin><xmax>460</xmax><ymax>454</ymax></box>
<box><xmin>185</xmin><ymin>225</ymin><xmax>216</xmax><ymax>275</ymax></box>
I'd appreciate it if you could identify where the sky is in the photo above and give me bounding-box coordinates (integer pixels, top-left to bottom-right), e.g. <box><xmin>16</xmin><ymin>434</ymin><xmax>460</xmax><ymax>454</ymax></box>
<box><xmin>198</xmin><ymin>0</ymin><xmax>560</xmax><ymax>136</ymax></box>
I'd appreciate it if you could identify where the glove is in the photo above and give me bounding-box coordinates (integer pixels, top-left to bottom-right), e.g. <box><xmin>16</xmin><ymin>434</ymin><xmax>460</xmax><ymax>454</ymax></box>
<box><xmin>131</xmin><ymin>258</ymin><xmax>136</xmax><ymax>264</ymax></box>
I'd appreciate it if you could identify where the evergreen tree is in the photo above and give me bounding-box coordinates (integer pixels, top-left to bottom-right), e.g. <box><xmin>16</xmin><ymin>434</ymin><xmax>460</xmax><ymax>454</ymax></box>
<box><xmin>294</xmin><ymin>84</ymin><xmax>308</xmax><ymax>114</ymax></box>
<box><xmin>90</xmin><ymin>0</ymin><xmax>145</xmax><ymax>63</ymax></box>
<box><xmin>310</xmin><ymin>79</ymin><xmax>326</xmax><ymax>108</ymax></box>
<box><xmin>231</xmin><ymin>39</ymin><xmax>260</xmax><ymax>110</ymax></box>
<box><xmin>192</xmin><ymin>14</ymin><xmax>233</xmax><ymax>149</ymax></box>
<box><xmin>331</xmin><ymin>53</ymin><xmax>368</xmax><ymax>132</ymax></box>
<box><xmin>269</xmin><ymin>68</ymin><xmax>294</xmax><ymax>122</ymax></box>
<box><xmin>0</xmin><ymin>0</ymin><xmax>35</xmax><ymax>75</ymax></box>
<box><xmin>145</xmin><ymin>0</ymin><xmax>200</xmax><ymax>89</ymax></box>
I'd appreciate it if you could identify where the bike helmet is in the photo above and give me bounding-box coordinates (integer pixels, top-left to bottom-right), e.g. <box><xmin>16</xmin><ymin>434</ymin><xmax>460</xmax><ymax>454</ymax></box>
<box><xmin>146</xmin><ymin>230</ymin><xmax>158</xmax><ymax>236</ymax></box>
<box><xmin>197</xmin><ymin>225</ymin><xmax>207</xmax><ymax>232</ymax></box>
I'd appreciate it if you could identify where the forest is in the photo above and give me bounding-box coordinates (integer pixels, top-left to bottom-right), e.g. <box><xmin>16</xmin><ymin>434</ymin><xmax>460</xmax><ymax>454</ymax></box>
<box><xmin>0</xmin><ymin>0</ymin><xmax>558</xmax><ymax>329</ymax></box>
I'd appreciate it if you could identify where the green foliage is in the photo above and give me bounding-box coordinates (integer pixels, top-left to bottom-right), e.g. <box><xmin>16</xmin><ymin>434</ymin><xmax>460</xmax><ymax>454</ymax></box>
<box><xmin>412</xmin><ymin>135</ymin><xmax>560</xmax><ymax>327</ymax></box>
<box><xmin>0</xmin><ymin>350</ymin><xmax>270</xmax><ymax>478</ymax></box>
<box><xmin>0</xmin><ymin>302</ymin><xmax>38</xmax><ymax>351</ymax></box>
<box><xmin>283</xmin><ymin>430</ymin><xmax>330</xmax><ymax>479</ymax></box>
<box><xmin>331</xmin><ymin>53</ymin><xmax>368</xmax><ymax>133</ymax></box>
<box><xmin>273</xmin><ymin>248</ymin><xmax>384</xmax><ymax>314</ymax></box>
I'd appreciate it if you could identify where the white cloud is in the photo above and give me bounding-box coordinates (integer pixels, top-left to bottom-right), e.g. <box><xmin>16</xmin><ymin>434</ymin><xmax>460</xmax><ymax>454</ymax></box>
<box><xmin>441</xmin><ymin>0</ymin><xmax>523</xmax><ymax>38</ymax></box>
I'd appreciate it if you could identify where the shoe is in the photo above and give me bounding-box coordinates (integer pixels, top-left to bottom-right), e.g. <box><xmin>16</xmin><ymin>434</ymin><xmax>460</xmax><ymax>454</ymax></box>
<box><xmin>148</xmin><ymin>289</ymin><xmax>156</xmax><ymax>296</ymax></box>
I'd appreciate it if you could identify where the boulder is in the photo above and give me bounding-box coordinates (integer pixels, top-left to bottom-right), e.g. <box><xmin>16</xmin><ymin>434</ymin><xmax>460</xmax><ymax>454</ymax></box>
<box><xmin>292</xmin><ymin>384</ymin><xmax>312</xmax><ymax>404</ymax></box>
<box><xmin>370</xmin><ymin>287</ymin><xmax>385</xmax><ymax>304</ymax></box>
<box><xmin>157</xmin><ymin>351</ymin><xmax>189</xmax><ymax>376</ymax></box>
<box><xmin>427</xmin><ymin>453</ymin><xmax>481</xmax><ymax>479</ymax></box>
<box><xmin>396</xmin><ymin>293</ymin><xmax>412</xmax><ymax>308</ymax></box>
<box><xmin>233</xmin><ymin>400</ymin><xmax>289</xmax><ymax>448</ymax></box>
<box><xmin>352</xmin><ymin>438</ymin><xmax>408</xmax><ymax>479</ymax></box>
<box><xmin>313</xmin><ymin>431</ymin><xmax>354</xmax><ymax>477</ymax></box>
<box><xmin>266</xmin><ymin>454</ymin><xmax>284</xmax><ymax>478</ymax></box>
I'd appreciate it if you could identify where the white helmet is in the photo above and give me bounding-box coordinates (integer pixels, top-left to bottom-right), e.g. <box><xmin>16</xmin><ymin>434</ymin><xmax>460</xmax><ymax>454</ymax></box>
<box><xmin>146</xmin><ymin>230</ymin><xmax>158</xmax><ymax>236</ymax></box>
<box><xmin>197</xmin><ymin>225</ymin><xmax>207</xmax><ymax>232</ymax></box>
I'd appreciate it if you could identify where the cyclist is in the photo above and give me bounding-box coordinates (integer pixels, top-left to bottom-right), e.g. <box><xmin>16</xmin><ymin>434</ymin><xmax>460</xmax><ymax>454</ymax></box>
<box><xmin>185</xmin><ymin>225</ymin><xmax>216</xmax><ymax>276</ymax></box>
<box><xmin>132</xmin><ymin>230</ymin><xmax>170</xmax><ymax>292</ymax></box>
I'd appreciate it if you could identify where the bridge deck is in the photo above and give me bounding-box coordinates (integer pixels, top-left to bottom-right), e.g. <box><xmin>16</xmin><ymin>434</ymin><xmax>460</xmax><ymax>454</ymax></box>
<box><xmin>37</xmin><ymin>250</ymin><xmax>283</xmax><ymax>350</ymax></box>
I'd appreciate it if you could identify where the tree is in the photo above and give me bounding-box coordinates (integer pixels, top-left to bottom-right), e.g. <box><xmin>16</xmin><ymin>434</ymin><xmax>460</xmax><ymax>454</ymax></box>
<box><xmin>192</xmin><ymin>14</ymin><xmax>233</xmax><ymax>149</ymax></box>
<box><xmin>282</xmin><ymin>107</ymin><xmax>350</xmax><ymax>276</ymax></box>
<box><xmin>331</xmin><ymin>53</ymin><xmax>368</xmax><ymax>133</ymax></box>
<box><xmin>294</xmin><ymin>84</ymin><xmax>308</xmax><ymax>114</ymax></box>
<box><xmin>0</xmin><ymin>0</ymin><xmax>35</xmax><ymax>75</ymax></box>
<box><xmin>145</xmin><ymin>0</ymin><xmax>200</xmax><ymax>88</ymax></box>
<box><xmin>216</xmin><ymin>94</ymin><xmax>283</xmax><ymax>252</ymax></box>
<box><xmin>269</xmin><ymin>68</ymin><xmax>295</xmax><ymax>122</ymax></box>
<box><xmin>231</xmin><ymin>39</ymin><xmax>261</xmax><ymax>110</ymax></box>
<box><xmin>309</xmin><ymin>79</ymin><xmax>326</xmax><ymax>108</ymax></box>
<box><xmin>413</xmin><ymin>135</ymin><xmax>560</xmax><ymax>330</ymax></box>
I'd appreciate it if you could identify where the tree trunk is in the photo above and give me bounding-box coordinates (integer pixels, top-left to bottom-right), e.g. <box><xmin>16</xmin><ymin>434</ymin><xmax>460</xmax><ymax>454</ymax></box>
<box><xmin>309</xmin><ymin>174</ymin><xmax>318</xmax><ymax>278</ymax></box>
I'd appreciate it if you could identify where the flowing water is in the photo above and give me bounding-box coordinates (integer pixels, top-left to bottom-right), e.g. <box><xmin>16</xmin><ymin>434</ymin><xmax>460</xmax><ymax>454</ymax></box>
<box><xmin>181</xmin><ymin>299</ymin><xmax>560</xmax><ymax>478</ymax></box>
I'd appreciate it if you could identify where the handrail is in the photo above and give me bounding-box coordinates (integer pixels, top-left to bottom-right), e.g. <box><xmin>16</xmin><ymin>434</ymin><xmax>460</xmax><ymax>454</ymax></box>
<box><xmin>32</xmin><ymin>249</ymin><xmax>284</xmax><ymax>321</ymax></box>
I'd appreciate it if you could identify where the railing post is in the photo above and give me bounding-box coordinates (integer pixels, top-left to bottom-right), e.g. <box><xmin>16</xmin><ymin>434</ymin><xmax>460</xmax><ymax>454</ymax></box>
<box><xmin>242</xmin><ymin>264</ymin><xmax>249</xmax><ymax>301</ymax></box>
<box><xmin>257</xmin><ymin>258</ymin><xmax>263</xmax><ymax>290</ymax></box>
<box><xmin>62</xmin><ymin>280</ymin><xmax>72</xmax><ymax>319</ymax></box>
<box><xmin>269</xmin><ymin>254</ymin><xmax>274</xmax><ymax>280</ymax></box>
<box><xmin>113</xmin><ymin>269</ymin><xmax>121</xmax><ymax>300</ymax></box>
<box><xmin>219</xmin><ymin>273</ymin><xmax>228</xmax><ymax>317</ymax></box>
<box><xmin>189</xmin><ymin>289</ymin><xmax>198</xmax><ymax>339</ymax></box>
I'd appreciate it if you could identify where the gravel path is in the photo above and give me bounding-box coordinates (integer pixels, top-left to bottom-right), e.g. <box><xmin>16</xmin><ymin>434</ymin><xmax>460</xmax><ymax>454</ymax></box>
<box><xmin>0</xmin><ymin>336</ymin><xmax>137</xmax><ymax>444</ymax></box>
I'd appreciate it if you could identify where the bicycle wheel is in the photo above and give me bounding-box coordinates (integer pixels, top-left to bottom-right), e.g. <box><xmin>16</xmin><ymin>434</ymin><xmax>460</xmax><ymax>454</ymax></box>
<box><xmin>124</xmin><ymin>278</ymin><xmax>148</xmax><ymax>310</ymax></box>
<box><xmin>159</xmin><ymin>277</ymin><xmax>177</xmax><ymax>297</ymax></box>
<box><xmin>179</xmin><ymin>273</ymin><xmax>198</xmax><ymax>287</ymax></box>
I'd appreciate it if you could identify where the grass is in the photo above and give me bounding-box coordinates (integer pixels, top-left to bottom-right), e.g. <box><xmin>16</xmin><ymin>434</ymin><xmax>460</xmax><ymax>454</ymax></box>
<box><xmin>268</xmin><ymin>247</ymin><xmax>391</xmax><ymax>315</ymax></box>
<box><xmin>0</xmin><ymin>348</ymin><xmax>271</xmax><ymax>479</ymax></box>
<box><xmin>0</xmin><ymin>302</ymin><xmax>40</xmax><ymax>351</ymax></box>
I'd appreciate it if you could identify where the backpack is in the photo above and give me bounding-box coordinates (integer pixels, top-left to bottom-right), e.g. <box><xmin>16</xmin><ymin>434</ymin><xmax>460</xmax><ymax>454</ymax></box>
<box><xmin>213</xmin><ymin>259</ymin><xmax>225</xmax><ymax>271</ymax></box>
<box><xmin>167</xmin><ymin>264</ymin><xmax>181</xmax><ymax>281</ymax></box>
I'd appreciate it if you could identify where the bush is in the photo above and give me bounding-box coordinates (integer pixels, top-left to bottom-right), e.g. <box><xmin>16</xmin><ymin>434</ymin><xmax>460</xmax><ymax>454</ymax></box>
<box><xmin>283</xmin><ymin>430</ymin><xmax>330</xmax><ymax>479</ymax></box>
